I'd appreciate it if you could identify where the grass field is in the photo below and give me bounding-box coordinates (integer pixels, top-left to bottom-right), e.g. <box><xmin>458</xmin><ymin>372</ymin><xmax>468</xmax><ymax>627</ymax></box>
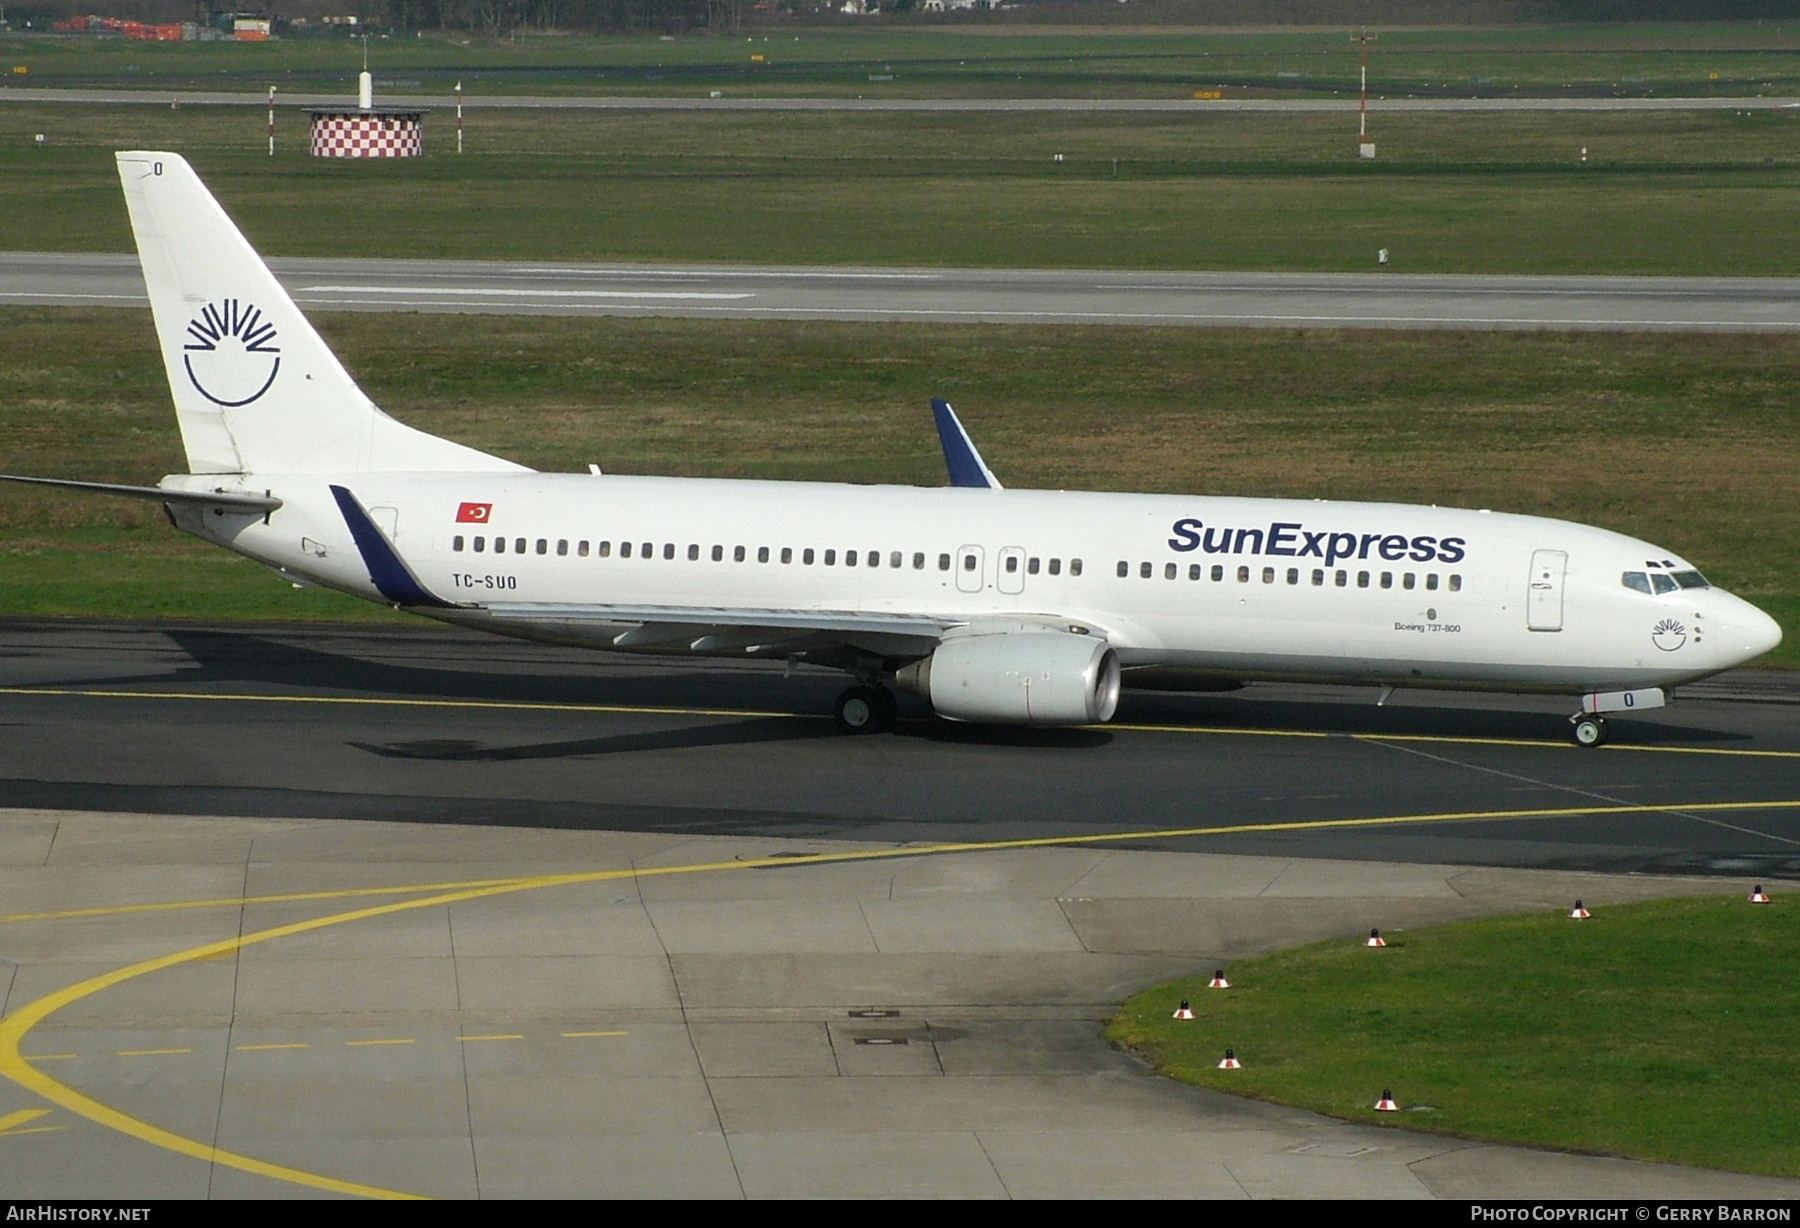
<box><xmin>6</xmin><ymin>105</ymin><xmax>1800</xmax><ymax>274</ymax></box>
<box><xmin>5</xmin><ymin>23</ymin><xmax>1800</xmax><ymax>99</ymax></box>
<box><xmin>1</xmin><ymin>305</ymin><xmax>1794</xmax><ymax>665</ymax></box>
<box><xmin>1107</xmin><ymin>895</ymin><xmax>1800</xmax><ymax>1177</ymax></box>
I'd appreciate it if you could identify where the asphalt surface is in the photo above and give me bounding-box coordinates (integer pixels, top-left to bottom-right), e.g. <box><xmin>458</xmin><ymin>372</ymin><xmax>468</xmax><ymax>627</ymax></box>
<box><xmin>4</xmin><ymin>620</ymin><xmax>1798</xmax><ymax>881</ymax></box>
<box><xmin>6</xmin><ymin>87</ymin><xmax>1799</xmax><ymax>112</ymax></box>
<box><xmin>10</xmin><ymin>251</ymin><xmax>1800</xmax><ymax>330</ymax></box>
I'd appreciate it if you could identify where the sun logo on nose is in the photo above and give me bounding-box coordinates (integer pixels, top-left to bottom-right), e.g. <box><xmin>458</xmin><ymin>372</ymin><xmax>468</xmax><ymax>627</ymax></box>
<box><xmin>183</xmin><ymin>299</ymin><xmax>281</xmax><ymax>407</ymax></box>
<box><xmin>1651</xmin><ymin>618</ymin><xmax>1687</xmax><ymax>652</ymax></box>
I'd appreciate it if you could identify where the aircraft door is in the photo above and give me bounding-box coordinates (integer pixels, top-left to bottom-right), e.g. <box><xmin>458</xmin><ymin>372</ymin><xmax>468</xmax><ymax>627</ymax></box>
<box><xmin>1528</xmin><ymin>549</ymin><xmax>1567</xmax><ymax>631</ymax></box>
<box><xmin>956</xmin><ymin>545</ymin><xmax>985</xmax><ymax>594</ymax></box>
<box><xmin>997</xmin><ymin>546</ymin><xmax>1026</xmax><ymax>595</ymax></box>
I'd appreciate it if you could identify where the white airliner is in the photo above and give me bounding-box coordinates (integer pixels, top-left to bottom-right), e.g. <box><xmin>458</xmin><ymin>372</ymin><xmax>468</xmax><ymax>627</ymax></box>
<box><xmin>2</xmin><ymin>152</ymin><xmax>1782</xmax><ymax>746</ymax></box>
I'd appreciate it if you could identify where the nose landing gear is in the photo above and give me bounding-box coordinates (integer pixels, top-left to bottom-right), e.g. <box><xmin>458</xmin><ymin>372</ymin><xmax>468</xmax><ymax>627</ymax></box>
<box><xmin>1570</xmin><ymin>713</ymin><xmax>1608</xmax><ymax>747</ymax></box>
<box><xmin>834</xmin><ymin>684</ymin><xmax>897</xmax><ymax>735</ymax></box>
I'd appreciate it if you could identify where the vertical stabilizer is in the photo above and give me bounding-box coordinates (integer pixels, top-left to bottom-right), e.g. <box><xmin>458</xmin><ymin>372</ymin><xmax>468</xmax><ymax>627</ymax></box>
<box><xmin>116</xmin><ymin>151</ymin><xmax>527</xmax><ymax>476</ymax></box>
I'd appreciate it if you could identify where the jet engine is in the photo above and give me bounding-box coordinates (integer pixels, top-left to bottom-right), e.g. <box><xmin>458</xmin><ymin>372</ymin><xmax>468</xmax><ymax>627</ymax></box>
<box><xmin>896</xmin><ymin>631</ymin><xmax>1121</xmax><ymax>726</ymax></box>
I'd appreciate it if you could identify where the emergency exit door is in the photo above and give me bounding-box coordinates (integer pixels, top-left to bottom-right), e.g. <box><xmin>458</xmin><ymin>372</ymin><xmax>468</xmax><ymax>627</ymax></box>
<box><xmin>1528</xmin><ymin>549</ymin><xmax>1567</xmax><ymax>631</ymax></box>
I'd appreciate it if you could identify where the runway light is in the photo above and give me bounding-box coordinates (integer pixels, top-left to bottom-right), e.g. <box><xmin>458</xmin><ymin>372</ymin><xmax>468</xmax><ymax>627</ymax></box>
<box><xmin>1569</xmin><ymin>900</ymin><xmax>1591</xmax><ymax>919</ymax></box>
<box><xmin>1218</xmin><ymin>1048</ymin><xmax>1241</xmax><ymax>1069</ymax></box>
<box><xmin>1750</xmin><ymin>884</ymin><xmax>1771</xmax><ymax>903</ymax></box>
<box><xmin>1208</xmin><ymin>969</ymin><xmax>1230</xmax><ymax>989</ymax></box>
<box><xmin>1365</xmin><ymin>928</ymin><xmax>1387</xmax><ymax>947</ymax></box>
<box><xmin>1172</xmin><ymin>999</ymin><xmax>1195</xmax><ymax>1020</ymax></box>
<box><xmin>1375</xmin><ymin>1089</ymin><xmax>1400</xmax><ymax>1111</ymax></box>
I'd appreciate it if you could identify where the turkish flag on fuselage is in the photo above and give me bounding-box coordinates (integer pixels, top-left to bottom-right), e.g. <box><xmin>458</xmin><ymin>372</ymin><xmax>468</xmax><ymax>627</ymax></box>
<box><xmin>456</xmin><ymin>502</ymin><xmax>493</xmax><ymax>524</ymax></box>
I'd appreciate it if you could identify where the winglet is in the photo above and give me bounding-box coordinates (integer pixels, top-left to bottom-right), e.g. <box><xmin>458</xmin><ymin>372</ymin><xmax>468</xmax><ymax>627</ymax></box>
<box><xmin>931</xmin><ymin>400</ymin><xmax>1002</xmax><ymax>490</ymax></box>
<box><xmin>330</xmin><ymin>485</ymin><xmax>451</xmax><ymax>608</ymax></box>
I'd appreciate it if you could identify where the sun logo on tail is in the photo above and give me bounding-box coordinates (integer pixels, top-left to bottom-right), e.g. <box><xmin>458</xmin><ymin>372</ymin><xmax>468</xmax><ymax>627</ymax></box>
<box><xmin>183</xmin><ymin>299</ymin><xmax>281</xmax><ymax>407</ymax></box>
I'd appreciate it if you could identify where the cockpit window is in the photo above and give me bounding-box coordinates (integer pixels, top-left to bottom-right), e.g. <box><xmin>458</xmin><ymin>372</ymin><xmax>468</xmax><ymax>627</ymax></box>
<box><xmin>1672</xmin><ymin>570</ymin><xmax>1710</xmax><ymax>590</ymax></box>
<box><xmin>1622</xmin><ymin>571</ymin><xmax>1652</xmax><ymax>595</ymax></box>
<box><xmin>1650</xmin><ymin>573</ymin><xmax>1678</xmax><ymax>595</ymax></box>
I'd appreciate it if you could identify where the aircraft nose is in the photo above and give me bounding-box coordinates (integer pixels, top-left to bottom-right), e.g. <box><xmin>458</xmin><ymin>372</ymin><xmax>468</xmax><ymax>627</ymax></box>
<box><xmin>1722</xmin><ymin>598</ymin><xmax>1783</xmax><ymax>664</ymax></box>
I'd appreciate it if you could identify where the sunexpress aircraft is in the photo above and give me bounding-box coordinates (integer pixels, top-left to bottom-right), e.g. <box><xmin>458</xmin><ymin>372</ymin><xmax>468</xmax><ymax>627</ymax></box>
<box><xmin>3</xmin><ymin>153</ymin><xmax>1783</xmax><ymax>746</ymax></box>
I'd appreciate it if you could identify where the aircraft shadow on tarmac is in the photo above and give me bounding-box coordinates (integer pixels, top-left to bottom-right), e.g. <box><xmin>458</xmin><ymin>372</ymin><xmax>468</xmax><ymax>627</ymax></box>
<box><xmin>145</xmin><ymin>627</ymin><xmax>1748</xmax><ymax>751</ymax></box>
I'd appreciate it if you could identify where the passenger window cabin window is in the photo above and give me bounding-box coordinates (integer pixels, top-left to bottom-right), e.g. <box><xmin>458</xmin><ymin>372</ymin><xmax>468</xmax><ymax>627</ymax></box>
<box><xmin>1211</xmin><ymin>565</ymin><xmax>1224</xmax><ymax>582</ymax></box>
<box><xmin>1426</xmin><ymin>573</ymin><xmax>1438</xmax><ymax>591</ymax></box>
<box><xmin>1402</xmin><ymin>572</ymin><xmax>1414</xmax><ymax>590</ymax></box>
<box><xmin>1164</xmin><ymin>562</ymin><xmax>1176</xmax><ymax>580</ymax></box>
<box><xmin>758</xmin><ymin>546</ymin><xmax>770</xmax><ymax>563</ymax></box>
<box><xmin>494</xmin><ymin>537</ymin><xmax>506</xmax><ymax>554</ymax></box>
<box><xmin>1028</xmin><ymin>558</ymin><xmax>1040</xmax><ymax>575</ymax></box>
<box><xmin>1357</xmin><ymin>571</ymin><xmax>1370</xmax><ymax>588</ymax></box>
<box><xmin>1008</xmin><ymin>556</ymin><xmax>1021</xmax><ymax>574</ymax></box>
<box><xmin>662</xmin><ymin>543</ymin><xmax>674</xmax><ymax>560</ymax></box>
<box><xmin>620</xmin><ymin>541</ymin><xmax>632</xmax><ymax>558</ymax></box>
<box><xmin>865</xmin><ymin>550</ymin><xmax>876</xmax><ymax>568</ymax></box>
<box><xmin>1335</xmin><ymin>570</ymin><xmax>1348</xmax><ymax>587</ymax></box>
<box><xmin>1117</xmin><ymin>561</ymin><xmax>1130</xmax><ymax>578</ymax></box>
<box><xmin>517</xmin><ymin>539</ymin><xmax>527</xmax><ymax>554</ymax></box>
<box><xmin>1069</xmin><ymin>559</ymin><xmax>1082</xmax><ymax>576</ymax></box>
<box><xmin>1140</xmin><ymin>561</ymin><xmax>1153</xmax><ymax>579</ymax></box>
<box><xmin>688</xmin><ymin>544</ymin><xmax>700</xmax><ymax>561</ymax></box>
<box><xmin>804</xmin><ymin>548</ymin><xmax>816</xmax><ymax>565</ymax></box>
<box><xmin>578</xmin><ymin>541</ymin><xmax>590</xmax><ymax>558</ymax></box>
<box><xmin>474</xmin><ymin>536</ymin><xmax>485</xmax><ymax>552</ymax></box>
<box><xmin>598</xmin><ymin>541</ymin><xmax>611</xmax><ymax>558</ymax></box>
<box><xmin>537</xmin><ymin>539</ymin><xmax>548</xmax><ymax>555</ymax></box>
<box><xmin>1449</xmin><ymin>574</ymin><xmax>1463</xmax><ymax>592</ymax></box>
<box><xmin>844</xmin><ymin>550</ymin><xmax>856</xmax><ymax>567</ymax></box>
<box><xmin>557</xmin><ymin>540</ymin><xmax>568</xmax><ymax>556</ymax></box>
<box><xmin>1650</xmin><ymin>572</ymin><xmax>1677</xmax><ymax>595</ymax></box>
<box><xmin>939</xmin><ymin>553</ymin><xmax>952</xmax><ymax>571</ymax></box>
<box><xmin>913</xmin><ymin>552</ymin><xmax>926</xmax><ymax>570</ymax></box>
<box><xmin>891</xmin><ymin>552</ymin><xmax>903</xmax><ymax>569</ymax></box>
<box><xmin>1287</xmin><ymin>568</ymin><xmax>1299</xmax><ymax>585</ymax></box>
<box><xmin>825</xmin><ymin>550</ymin><xmax>837</xmax><ymax>566</ymax></box>
<box><xmin>963</xmin><ymin>553</ymin><xmax>978</xmax><ymax>572</ymax></box>
<box><xmin>453</xmin><ymin>536</ymin><xmax>465</xmax><ymax>552</ymax></box>
<box><xmin>1049</xmin><ymin>558</ymin><xmax>1062</xmax><ymax>576</ymax></box>
<box><xmin>1189</xmin><ymin>564</ymin><xmax>1201</xmax><ymax>580</ymax></box>
<box><xmin>735</xmin><ymin>546</ymin><xmax>747</xmax><ymax>563</ymax></box>
<box><xmin>1262</xmin><ymin>567</ymin><xmax>1275</xmax><ymax>584</ymax></box>
<box><xmin>711</xmin><ymin>545</ymin><xmax>723</xmax><ymax>562</ymax></box>
<box><xmin>1237</xmin><ymin>566</ymin><xmax>1250</xmax><ymax>583</ymax></box>
<box><xmin>781</xmin><ymin>547</ymin><xmax>793</xmax><ymax>564</ymax></box>
<box><xmin>641</xmin><ymin>542</ymin><xmax>652</xmax><ymax>558</ymax></box>
<box><xmin>1312</xmin><ymin>569</ymin><xmax>1324</xmax><ymax>586</ymax></box>
<box><xmin>1380</xmin><ymin>572</ymin><xmax>1392</xmax><ymax>589</ymax></box>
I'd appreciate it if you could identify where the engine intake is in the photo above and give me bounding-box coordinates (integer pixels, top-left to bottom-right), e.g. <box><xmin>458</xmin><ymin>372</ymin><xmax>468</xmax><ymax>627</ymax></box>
<box><xmin>897</xmin><ymin>631</ymin><xmax>1122</xmax><ymax>726</ymax></box>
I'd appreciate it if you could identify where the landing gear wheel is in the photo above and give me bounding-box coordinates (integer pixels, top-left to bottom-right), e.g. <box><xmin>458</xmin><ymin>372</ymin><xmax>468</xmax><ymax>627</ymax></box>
<box><xmin>1571</xmin><ymin>715</ymin><xmax>1608</xmax><ymax>748</ymax></box>
<box><xmin>835</xmin><ymin>685</ymin><xmax>896</xmax><ymax>735</ymax></box>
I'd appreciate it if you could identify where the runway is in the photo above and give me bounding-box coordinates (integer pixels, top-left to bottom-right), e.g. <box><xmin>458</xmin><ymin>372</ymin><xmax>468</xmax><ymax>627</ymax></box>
<box><xmin>2</xmin><ymin>621</ymin><xmax>1799</xmax><ymax>1199</ymax></box>
<box><xmin>6</xmin><ymin>87</ymin><xmax>1799</xmax><ymax>113</ymax></box>
<box><xmin>9</xmin><ymin>251</ymin><xmax>1800</xmax><ymax>331</ymax></box>
<box><xmin>4</xmin><ymin>621</ymin><xmax>1799</xmax><ymax>878</ymax></box>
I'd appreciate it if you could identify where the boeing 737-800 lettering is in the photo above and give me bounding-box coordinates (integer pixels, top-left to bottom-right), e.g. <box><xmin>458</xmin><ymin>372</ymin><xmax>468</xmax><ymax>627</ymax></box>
<box><xmin>0</xmin><ymin>153</ymin><xmax>1783</xmax><ymax>746</ymax></box>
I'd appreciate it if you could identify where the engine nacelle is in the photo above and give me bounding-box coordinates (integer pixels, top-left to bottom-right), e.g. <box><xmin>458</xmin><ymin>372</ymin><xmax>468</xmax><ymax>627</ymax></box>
<box><xmin>897</xmin><ymin>631</ymin><xmax>1122</xmax><ymax>726</ymax></box>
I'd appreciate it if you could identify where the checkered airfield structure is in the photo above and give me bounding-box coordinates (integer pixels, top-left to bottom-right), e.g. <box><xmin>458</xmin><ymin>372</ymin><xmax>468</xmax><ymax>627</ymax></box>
<box><xmin>309</xmin><ymin>111</ymin><xmax>424</xmax><ymax>158</ymax></box>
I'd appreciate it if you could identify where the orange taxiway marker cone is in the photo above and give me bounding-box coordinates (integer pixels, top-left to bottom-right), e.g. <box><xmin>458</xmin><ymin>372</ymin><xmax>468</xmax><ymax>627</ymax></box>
<box><xmin>1375</xmin><ymin>1089</ymin><xmax>1400</xmax><ymax>1112</ymax></box>
<box><xmin>1750</xmin><ymin>885</ymin><xmax>1771</xmax><ymax>904</ymax></box>
<box><xmin>1218</xmin><ymin>1048</ymin><xmax>1241</xmax><ymax>1070</ymax></box>
<box><xmin>1172</xmin><ymin>999</ymin><xmax>1195</xmax><ymax>1020</ymax></box>
<box><xmin>1365</xmin><ymin>928</ymin><xmax>1386</xmax><ymax>947</ymax></box>
<box><xmin>1569</xmin><ymin>900</ymin><xmax>1590</xmax><ymax>919</ymax></box>
<box><xmin>1208</xmin><ymin>969</ymin><xmax>1231</xmax><ymax>989</ymax></box>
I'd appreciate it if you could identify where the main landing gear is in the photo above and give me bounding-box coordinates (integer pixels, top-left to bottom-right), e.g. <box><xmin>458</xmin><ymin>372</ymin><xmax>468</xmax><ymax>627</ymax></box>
<box><xmin>1570</xmin><ymin>713</ymin><xmax>1608</xmax><ymax>748</ymax></box>
<box><xmin>834</xmin><ymin>684</ymin><xmax>897</xmax><ymax>735</ymax></box>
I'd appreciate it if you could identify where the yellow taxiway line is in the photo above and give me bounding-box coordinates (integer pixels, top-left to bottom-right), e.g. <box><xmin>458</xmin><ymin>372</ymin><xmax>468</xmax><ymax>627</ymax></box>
<box><xmin>5</xmin><ymin>685</ymin><xmax>1800</xmax><ymax>760</ymax></box>
<box><xmin>2</xmin><ymin>794</ymin><xmax>1799</xmax><ymax>1198</ymax></box>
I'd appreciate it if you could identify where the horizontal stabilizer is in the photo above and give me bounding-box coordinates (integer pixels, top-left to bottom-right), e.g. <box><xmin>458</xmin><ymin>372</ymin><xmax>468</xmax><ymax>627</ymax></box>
<box><xmin>0</xmin><ymin>473</ymin><xmax>281</xmax><ymax>513</ymax></box>
<box><xmin>931</xmin><ymin>400</ymin><xmax>1002</xmax><ymax>490</ymax></box>
<box><xmin>330</xmin><ymin>484</ymin><xmax>450</xmax><ymax>608</ymax></box>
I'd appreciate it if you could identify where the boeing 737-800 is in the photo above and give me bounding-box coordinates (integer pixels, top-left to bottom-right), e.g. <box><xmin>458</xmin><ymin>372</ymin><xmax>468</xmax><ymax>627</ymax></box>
<box><xmin>1</xmin><ymin>153</ymin><xmax>1783</xmax><ymax>745</ymax></box>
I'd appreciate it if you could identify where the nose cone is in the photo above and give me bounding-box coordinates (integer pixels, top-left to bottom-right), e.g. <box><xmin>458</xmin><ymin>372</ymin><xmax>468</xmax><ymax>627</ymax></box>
<box><xmin>1721</xmin><ymin>596</ymin><xmax>1783</xmax><ymax>665</ymax></box>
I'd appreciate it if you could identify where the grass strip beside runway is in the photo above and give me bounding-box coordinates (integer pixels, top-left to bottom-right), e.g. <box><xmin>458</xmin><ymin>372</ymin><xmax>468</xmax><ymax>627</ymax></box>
<box><xmin>1109</xmin><ymin>894</ymin><xmax>1800</xmax><ymax>1177</ymax></box>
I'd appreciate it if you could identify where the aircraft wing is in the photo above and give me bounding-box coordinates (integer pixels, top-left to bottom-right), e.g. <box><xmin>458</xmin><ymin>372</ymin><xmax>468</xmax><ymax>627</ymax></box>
<box><xmin>468</xmin><ymin>601</ymin><xmax>955</xmax><ymax>653</ymax></box>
